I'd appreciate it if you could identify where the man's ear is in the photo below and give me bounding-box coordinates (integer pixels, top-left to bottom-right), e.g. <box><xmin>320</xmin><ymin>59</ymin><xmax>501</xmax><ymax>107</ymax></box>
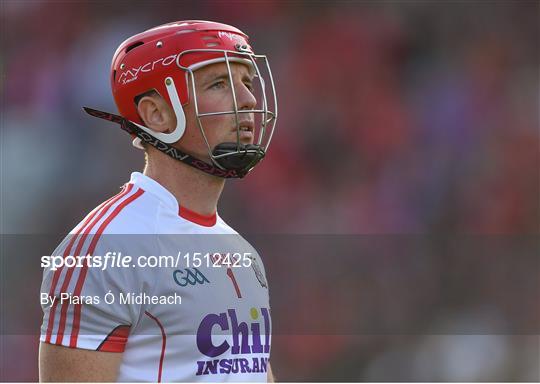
<box><xmin>137</xmin><ymin>95</ymin><xmax>177</xmax><ymax>134</ymax></box>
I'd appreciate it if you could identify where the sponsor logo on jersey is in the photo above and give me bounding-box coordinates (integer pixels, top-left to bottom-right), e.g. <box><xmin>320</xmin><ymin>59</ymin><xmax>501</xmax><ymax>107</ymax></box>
<box><xmin>195</xmin><ymin>307</ymin><xmax>271</xmax><ymax>376</ymax></box>
<box><xmin>173</xmin><ymin>267</ymin><xmax>210</xmax><ymax>287</ymax></box>
<box><xmin>196</xmin><ymin>357</ymin><xmax>269</xmax><ymax>376</ymax></box>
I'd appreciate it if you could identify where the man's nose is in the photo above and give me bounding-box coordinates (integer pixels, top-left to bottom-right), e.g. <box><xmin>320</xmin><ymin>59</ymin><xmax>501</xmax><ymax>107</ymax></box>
<box><xmin>235</xmin><ymin>82</ymin><xmax>257</xmax><ymax>111</ymax></box>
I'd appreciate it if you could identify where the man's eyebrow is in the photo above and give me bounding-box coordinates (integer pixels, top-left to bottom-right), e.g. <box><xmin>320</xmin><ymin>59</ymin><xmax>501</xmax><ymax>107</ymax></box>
<box><xmin>200</xmin><ymin>72</ymin><xmax>228</xmax><ymax>85</ymax></box>
<box><xmin>201</xmin><ymin>70</ymin><xmax>254</xmax><ymax>85</ymax></box>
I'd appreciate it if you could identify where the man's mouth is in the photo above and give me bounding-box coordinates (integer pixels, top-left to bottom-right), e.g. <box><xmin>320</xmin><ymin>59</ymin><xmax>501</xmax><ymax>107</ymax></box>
<box><xmin>234</xmin><ymin>122</ymin><xmax>254</xmax><ymax>142</ymax></box>
<box><xmin>236</xmin><ymin>122</ymin><xmax>254</xmax><ymax>133</ymax></box>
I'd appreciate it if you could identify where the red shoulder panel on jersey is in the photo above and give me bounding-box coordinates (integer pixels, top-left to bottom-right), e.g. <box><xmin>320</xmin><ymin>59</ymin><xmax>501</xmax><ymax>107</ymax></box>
<box><xmin>96</xmin><ymin>325</ymin><xmax>131</xmax><ymax>353</ymax></box>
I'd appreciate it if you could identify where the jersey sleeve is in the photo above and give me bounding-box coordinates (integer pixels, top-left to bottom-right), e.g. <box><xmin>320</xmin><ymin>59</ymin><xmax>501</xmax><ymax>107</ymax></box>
<box><xmin>40</xmin><ymin>234</ymin><xmax>148</xmax><ymax>352</ymax></box>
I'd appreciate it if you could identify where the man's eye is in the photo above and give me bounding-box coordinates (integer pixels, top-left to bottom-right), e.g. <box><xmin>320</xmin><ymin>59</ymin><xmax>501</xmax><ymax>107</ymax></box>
<box><xmin>210</xmin><ymin>81</ymin><xmax>226</xmax><ymax>89</ymax></box>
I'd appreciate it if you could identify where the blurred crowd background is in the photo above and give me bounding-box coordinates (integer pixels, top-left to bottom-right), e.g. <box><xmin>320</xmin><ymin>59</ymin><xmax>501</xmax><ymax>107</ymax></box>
<box><xmin>1</xmin><ymin>0</ymin><xmax>538</xmax><ymax>381</ymax></box>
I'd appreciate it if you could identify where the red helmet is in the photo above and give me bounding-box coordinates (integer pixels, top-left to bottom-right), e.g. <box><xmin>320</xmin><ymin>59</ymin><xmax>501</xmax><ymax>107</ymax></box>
<box><xmin>112</xmin><ymin>21</ymin><xmax>252</xmax><ymax>125</ymax></box>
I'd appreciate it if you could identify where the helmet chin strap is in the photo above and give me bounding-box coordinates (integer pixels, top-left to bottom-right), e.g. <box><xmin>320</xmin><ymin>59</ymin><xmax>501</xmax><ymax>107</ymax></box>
<box><xmin>83</xmin><ymin>107</ymin><xmax>263</xmax><ymax>178</ymax></box>
<box><xmin>212</xmin><ymin>142</ymin><xmax>265</xmax><ymax>172</ymax></box>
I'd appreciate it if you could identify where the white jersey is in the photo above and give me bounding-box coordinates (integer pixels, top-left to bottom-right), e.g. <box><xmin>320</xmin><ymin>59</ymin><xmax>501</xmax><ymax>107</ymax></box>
<box><xmin>40</xmin><ymin>172</ymin><xmax>271</xmax><ymax>382</ymax></box>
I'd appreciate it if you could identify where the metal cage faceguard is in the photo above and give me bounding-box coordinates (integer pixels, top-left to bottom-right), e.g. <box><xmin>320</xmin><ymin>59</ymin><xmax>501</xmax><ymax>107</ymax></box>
<box><xmin>179</xmin><ymin>48</ymin><xmax>277</xmax><ymax>174</ymax></box>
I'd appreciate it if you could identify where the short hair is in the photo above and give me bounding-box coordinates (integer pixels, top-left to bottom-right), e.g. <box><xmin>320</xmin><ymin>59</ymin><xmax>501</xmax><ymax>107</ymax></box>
<box><xmin>134</xmin><ymin>89</ymin><xmax>160</xmax><ymax>106</ymax></box>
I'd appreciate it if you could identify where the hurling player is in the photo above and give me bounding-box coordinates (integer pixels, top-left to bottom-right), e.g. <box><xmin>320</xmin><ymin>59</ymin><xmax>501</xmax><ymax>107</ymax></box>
<box><xmin>39</xmin><ymin>20</ymin><xmax>277</xmax><ymax>382</ymax></box>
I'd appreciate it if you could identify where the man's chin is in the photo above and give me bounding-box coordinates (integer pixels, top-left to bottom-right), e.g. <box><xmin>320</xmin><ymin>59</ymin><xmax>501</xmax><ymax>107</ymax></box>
<box><xmin>240</xmin><ymin>138</ymin><xmax>255</xmax><ymax>146</ymax></box>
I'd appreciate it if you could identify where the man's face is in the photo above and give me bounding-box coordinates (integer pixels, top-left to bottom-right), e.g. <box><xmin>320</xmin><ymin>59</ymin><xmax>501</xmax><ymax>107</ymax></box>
<box><xmin>178</xmin><ymin>61</ymin><xmax>257</xmax><ymax>161</ymax></box>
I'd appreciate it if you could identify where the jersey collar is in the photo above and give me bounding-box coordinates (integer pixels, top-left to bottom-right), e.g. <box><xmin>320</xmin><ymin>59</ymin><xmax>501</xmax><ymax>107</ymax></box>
<box><xmin>129</xmin><ymin>172</ymin><xmax>218</xmax><ymax>227</ymax></box>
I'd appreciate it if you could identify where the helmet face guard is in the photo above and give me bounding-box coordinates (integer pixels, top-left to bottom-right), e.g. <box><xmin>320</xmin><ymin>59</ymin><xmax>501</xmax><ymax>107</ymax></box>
<box><xmin>85</xmin><ymin>20</ymin><xmax>278</xmax><ymax>178</ymax></box>
<box><xmin>179</xmin><ymin>48</ymin><xmax>277</xmax><ymax>174</ymax></box>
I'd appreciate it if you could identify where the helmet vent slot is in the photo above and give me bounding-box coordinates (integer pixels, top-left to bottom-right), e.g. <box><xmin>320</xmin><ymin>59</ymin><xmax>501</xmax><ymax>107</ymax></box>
<box><xmin>176</xmin><ymin>29</ymin><xmax>195</xmax><ymax>35</ymax></box>
<box><xmin>125</xmin><ymin>41</ymin><xmax>144</xmax><ymax>53</ymax></box>
<box><xmin>202</xmin><ymin>35</ymin><xmax>220</xmax><ymax>47</ymax></box>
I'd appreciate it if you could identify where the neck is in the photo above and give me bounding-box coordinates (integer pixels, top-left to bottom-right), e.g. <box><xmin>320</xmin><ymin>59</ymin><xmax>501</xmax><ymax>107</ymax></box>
<box><xmin>143</xmin><ymin>148</ymin><xmax>225</xmax><ymax>216</ymax></box>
